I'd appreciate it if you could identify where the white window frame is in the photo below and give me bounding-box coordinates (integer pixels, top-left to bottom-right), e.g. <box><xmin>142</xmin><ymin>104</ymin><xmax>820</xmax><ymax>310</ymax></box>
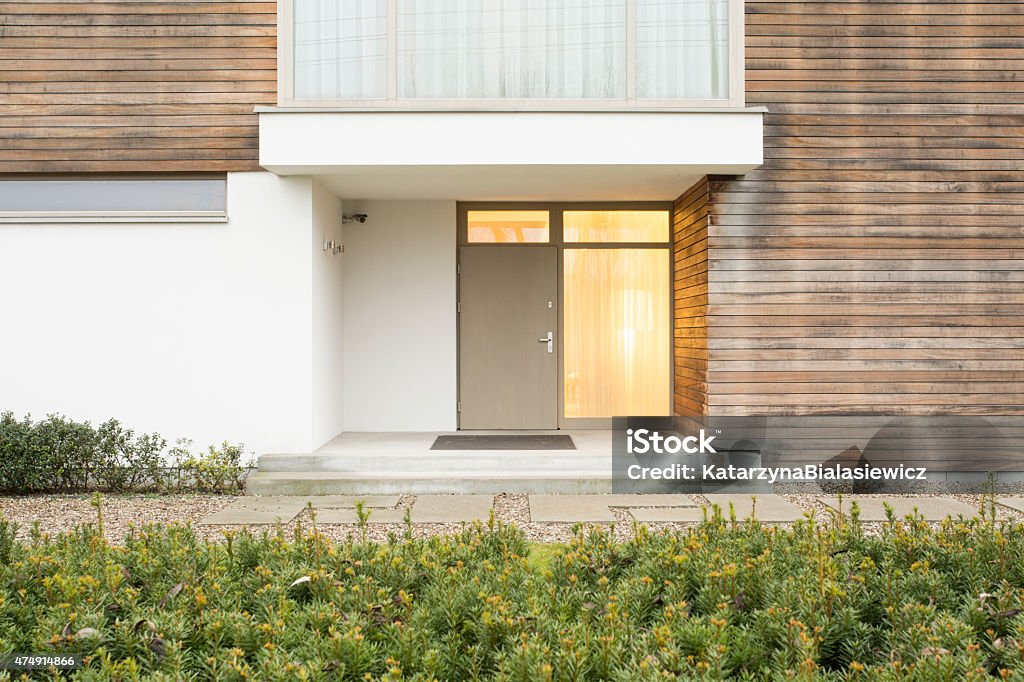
<box><xmin>277</xmin><ymin>0</ymin><xmax>745</xmax><ymax>110</ymax></box>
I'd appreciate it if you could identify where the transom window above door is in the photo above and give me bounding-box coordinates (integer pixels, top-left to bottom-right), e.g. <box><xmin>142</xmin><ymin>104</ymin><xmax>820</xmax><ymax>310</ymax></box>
<box><xmin>464</xmin><ymin>208</ymin><xmax>668</xmax><ymax>245</ymax></box>
<box><xmin>284</xmin><ymin>0</ymin><xmax>743</xmax><ymax>107</ymax></box>
<box><xmin>467</xmin><ymin>210</ymin><xmax>550</xmax><ymax>243</ymax></box>
<box><xmin>563</xmin><ymin>210</ymin><xmax>669</xmax><ymax>243</ymax></box>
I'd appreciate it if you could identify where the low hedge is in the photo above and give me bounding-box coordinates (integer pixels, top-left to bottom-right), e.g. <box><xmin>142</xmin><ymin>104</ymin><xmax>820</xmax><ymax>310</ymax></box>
<box><xmin>2</xmin><ymin>502</ymin><xmax>1024</xmax><ymax>679</ymax></box>
<box><xmin>0</xmin><ymin>412</ymin><xmax>250</xmax><ymax>494</ymax></box>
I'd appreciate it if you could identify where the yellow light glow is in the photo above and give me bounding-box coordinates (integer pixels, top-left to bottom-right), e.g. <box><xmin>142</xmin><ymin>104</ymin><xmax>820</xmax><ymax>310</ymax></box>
<box><xmin>563</xmin><ymin>248</ymin><xmax>671</xmax><ymax>418</ymax></box>
<box><xmin>563</xmin><ymin>210</ymin><xmax>669</xmax><ymax>243</ymax></box>
<box><xmin>467</xmin><ymin>210</ymin><xmax>550</xmax><ymax>243</ymax></box>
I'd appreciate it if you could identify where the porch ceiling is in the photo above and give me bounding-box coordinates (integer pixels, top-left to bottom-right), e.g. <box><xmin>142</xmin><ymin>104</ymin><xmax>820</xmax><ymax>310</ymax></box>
<box><xmin>258</xmin><ymin>109</ymin><xmax>764</xmax><ymax>201</ymax></box>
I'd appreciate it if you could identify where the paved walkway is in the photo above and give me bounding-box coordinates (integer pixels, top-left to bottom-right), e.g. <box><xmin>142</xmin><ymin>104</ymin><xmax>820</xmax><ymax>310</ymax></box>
<box><xmin>819</xmin><ymin>496</ymin><xmax>978</xmax><ymax>522</ymax></box>
<box><xmin>530</xmin><ymin>494</ymin><xmax>695</xmax><ymax>523</ymax></box>
<box><xmin>199</xmin><ymin>494</ymin><xmax>996</xmax><ymax>526</ymax></box>
<box><xmin>200</xmin><ymin>495</ymin><xmax>400</xmax><ymax>525</ymax></box>
<box><xmin>997</xmin><ymin>497</ymin><xmax>1024</xmax><ymax>514</ymax></box>
<box><xmin>701</xmin><ymin>494</ymin><xmax>806</xmax><ymax>522</ymax></box>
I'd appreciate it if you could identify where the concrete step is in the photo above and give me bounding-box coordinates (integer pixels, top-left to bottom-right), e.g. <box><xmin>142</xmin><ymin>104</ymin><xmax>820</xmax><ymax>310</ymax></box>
<box><xmin>256</xmin><ymin>452</ymin><xmax>611</xmax><ymax>473</ymax></box>
<box><xmin>246</xmin><ymin>471</ymin><xmax>613</xmax><ymax>495</ymax></box>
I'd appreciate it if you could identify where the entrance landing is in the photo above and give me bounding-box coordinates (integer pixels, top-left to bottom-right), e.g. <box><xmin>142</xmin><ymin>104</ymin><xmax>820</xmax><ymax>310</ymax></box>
<box><xmin>246</xmin><ymin>431</ymin><xmax>613</xmax><ymax>496</ymax></box>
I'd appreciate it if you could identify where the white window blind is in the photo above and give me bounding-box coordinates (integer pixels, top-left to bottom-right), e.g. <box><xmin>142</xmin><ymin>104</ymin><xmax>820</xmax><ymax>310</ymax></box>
<box><xmin>289</xmin><ymin>0</ymin><xmax>734</xmax><ymax>103</ymax></box>
<box><xmin>636</xmin><ymin>0</ymin><xmax>729</xmax><ymax>99</ymax></box>
<box><xmin>397</xmin><ymin>0</ymin><xmax>627</xmax><ymax>99</ymax></box>
<box><xmin>294</xmin><ymin>0</ymin><xmax>388</xmax><ymax>99</ymax></box>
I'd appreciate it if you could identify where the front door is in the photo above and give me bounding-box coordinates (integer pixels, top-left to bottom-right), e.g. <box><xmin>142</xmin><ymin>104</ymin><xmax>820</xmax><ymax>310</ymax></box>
<box><xmin>458</xmin><ymin>245</ymin><xmax>558</xmax><ymax>429</ymax></box>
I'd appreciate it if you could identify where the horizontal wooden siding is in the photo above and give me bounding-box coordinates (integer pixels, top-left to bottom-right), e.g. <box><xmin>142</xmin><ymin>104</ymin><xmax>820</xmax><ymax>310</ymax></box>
<box><xmin>674</xmin><ymin>177</ymin><xmax>710</xmax><ymax>417</ymax></box>
<box><xmin>703</xmin><ymin>0</ymin><xmax>1024</xmax><ymax>416</ymax></box>
<box><xmin>0</xmin><ymin>1</ymin><xmax>276</xmax><ymax>173</ymax></box>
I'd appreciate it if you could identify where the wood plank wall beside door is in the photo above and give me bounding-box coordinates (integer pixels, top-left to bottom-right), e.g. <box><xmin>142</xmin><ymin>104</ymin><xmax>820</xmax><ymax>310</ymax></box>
<box><xmin>673</xmin><ymin>177</ymin><xmax>710</xmax><ymax>417</ymax></box>
<box><xmin>693</xmin><ymin>0</ymin><xmax>1024</xmax><ymax>417</ymax></box>
<box><xmin>0</xmin><ymin>1</ymin><xmax>276</xmax><ymax>173</ymax></box>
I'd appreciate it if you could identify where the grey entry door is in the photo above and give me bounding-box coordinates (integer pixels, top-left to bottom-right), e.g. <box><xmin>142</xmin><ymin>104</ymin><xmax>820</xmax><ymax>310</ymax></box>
<box><xmin>459</xmin><ymin>245</ymin><xmax>558</xmax><ymax>429</ymax></box>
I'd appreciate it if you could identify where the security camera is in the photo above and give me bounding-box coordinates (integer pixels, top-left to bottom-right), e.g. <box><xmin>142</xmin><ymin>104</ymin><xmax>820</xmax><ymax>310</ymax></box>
<box><xmin>343</xmin><ymin>213</ymin><xmax>368</xmax><ymax>224</ymax></box>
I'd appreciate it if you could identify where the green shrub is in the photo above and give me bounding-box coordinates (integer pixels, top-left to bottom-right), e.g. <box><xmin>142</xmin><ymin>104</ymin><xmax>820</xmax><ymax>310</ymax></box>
<box><xmin>35</xmin><ymin>414</ymin><xmax>101</xmax><ymax>492</ymax></box>
<box><xmin>0</xmin><ymin>412</ymin><xmax>99</xmax><ymax>493</ymax></box>
<box><xmin>0</xmin><ymin>412</ymin><xmax>248</xmax><ymax>494</ymax></box>
<box><xmin>0</xmin><ymin>411</ymin><xmax>36</xmax><ymax>492</ymax></box>
<box><xmin>174</xmin><ymin>439</ymin><xmax>251</xmax><ymax>493</ymax></box>
<box><xmin>2</xmin><ymin>508</ymin><xmax>1024</xmax><ymax>679</ymax></box>
<box><xmin>95</xmin><ymin>419</ymin><xmax>168</xmax><ymax>492</ymax></box>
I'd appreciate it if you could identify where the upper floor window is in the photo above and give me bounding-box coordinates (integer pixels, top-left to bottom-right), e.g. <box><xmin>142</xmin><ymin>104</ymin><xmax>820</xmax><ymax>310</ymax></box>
<box><xmin>284</xmin><ymin>0</ymin><xmax>741</xmax><ymax>107</ymax></box>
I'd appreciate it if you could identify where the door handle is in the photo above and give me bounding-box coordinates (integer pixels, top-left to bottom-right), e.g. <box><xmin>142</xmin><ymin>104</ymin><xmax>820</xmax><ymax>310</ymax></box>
<box><xmin>538</xmin><ymin>331</ymin><xmax>553</xmax><ymax>353</ymax></box>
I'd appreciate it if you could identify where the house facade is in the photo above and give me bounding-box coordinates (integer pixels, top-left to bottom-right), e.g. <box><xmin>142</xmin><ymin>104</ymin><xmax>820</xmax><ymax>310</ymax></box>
<box><xmin>0</xmin><ymin>1</ymin><xmax>1020</xmax><ymax>462</ymax></box>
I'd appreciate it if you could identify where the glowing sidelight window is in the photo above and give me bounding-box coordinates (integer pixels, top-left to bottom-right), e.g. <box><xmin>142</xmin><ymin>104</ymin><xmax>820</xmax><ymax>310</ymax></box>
<box><xmin>563</xmin><ymin>249</ymin><xmax>671</xmax><ymax>418</ymax></box>
<box><xmin>467</xmin><ymin>210</ymin><xmax>550</xmax><ymax>243</ymax></box>
<box><xmin>563</xmin><ymin>210</ymin><xmax>669</xmax><ymax>243</ymax></box>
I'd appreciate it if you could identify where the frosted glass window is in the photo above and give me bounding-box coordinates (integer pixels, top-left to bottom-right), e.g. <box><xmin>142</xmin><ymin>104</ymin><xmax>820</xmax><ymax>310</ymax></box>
<box><xmin>467</xmin><ymin>210</ymin><xmax>550</xmax><ymax>243</ymax></box>
<box><xmin>563</xmin><ymin>249</ymin><xmax>671</xmax><ymax>418</ymax></box>
<box><xmin>289</xmin><ymin>0</ymin><xmax>733</xmax><ymax>103</ymax></box>
<box><xmin>0</xmin><ymin>178</ymin><xmax>226</xmax><ymax>214</ymax></box>
<box><xmin>294</xmin><ymin>0</ymin><xmax>387</xmax><ymax>99</ymax></box>
<box><xmin>564</xmin><ymin>210</ymin><xmax>670</xmax><ymax>243</ymax></box>
<box><xmin>397</xmin><ymin>0</ymin><xmax>627</xmax><ymax>99</ymax></box>
<box><xmin>636</xmin><ymin>0</ymin><xmax>729</xmax><ymax>99</ymax></box>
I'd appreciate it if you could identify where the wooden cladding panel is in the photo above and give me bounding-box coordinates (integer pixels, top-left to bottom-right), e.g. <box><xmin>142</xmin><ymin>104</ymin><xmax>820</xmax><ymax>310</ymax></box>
<box><xmin>0</xmin><ymin>1</ymin><xmax>276</xmax><ymax>173</ymax></box>
<box><xmin>673</xmin><ymin>177</ymin><xmax>710</xmax><ymax>417</ymax></box>
<box><xmin>701</xmin><ymin>0</ymin><xmax>1024</xmax><ymax>416</ymax></box>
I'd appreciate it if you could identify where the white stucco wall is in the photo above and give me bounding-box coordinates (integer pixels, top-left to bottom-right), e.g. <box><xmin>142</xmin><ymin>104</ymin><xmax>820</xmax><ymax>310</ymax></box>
<box><xmin>341</xmin><ymin>200</ymin><xmax>457</xmax><ymax>431</ymax></box>
<box><xmin>311</xmin><ymin>181</ymin><xmax>346</xmax><ymax>447</ymax></box>
<box><xmin>0</xmin><ymin>171</ymin><xmax>321</xmax><ymax>455</ymax></box>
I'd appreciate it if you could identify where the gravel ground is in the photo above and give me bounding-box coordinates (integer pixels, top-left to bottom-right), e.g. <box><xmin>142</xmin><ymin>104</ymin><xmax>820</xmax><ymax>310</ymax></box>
<box><xmin>1</xmin><ymin>492</ymin><xmax>1021</xmax><ymax>545</ymax></box>
<box><xmin>0</xmin><ymin>494</ymin><xmax>235</xmax><ymax>543</ymax></box>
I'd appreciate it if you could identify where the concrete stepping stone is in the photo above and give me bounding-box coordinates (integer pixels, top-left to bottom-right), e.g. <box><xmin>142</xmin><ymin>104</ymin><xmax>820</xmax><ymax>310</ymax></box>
<box><xmin>703</xmin><ymin>494</ymin><xmax>805</xmax><ymax>522</ymax></box>
<box><xmin>318</xmin><ymin>495</ymin><xmax>494</xmax><ymax>524</ymax></box>
<box><xmin>819</xmin><ymin>496</ymin><xmax>979</xmax><ymax>521</ymax></box>
<box><xmin>200</xmin><ymin>495</ymin><xmax>400</xmax><ymax>525</ymax></box>
<box><xmin>315</xmin><ymin>508</ymin><xmax>408</xmax><ymax>524</ymax></box>
<box><xmin>408</xmin><ymin>495</ymin><xmax>494</xmax><ymax>523</ymax></box>
<box><xmin>200</xmin><ymin>498</ymin><xmax>308</xmax><ymax>525</ymax></box>
<box><xmin>997</xmin><ymin>497</ymin><xmax>1024</xmax><ymax>514</ymax></box>
<box><xmin>530</xmin><ymin>494</ymin><xmax>695</xmax><ymax>523</ymax></box>
<box><xmin>302</xmin><ymin>495</ymin><xmax>401</xmax><ymax>509</ymax></box>
<box><xmin>630</xmin><ymin>507</ymin><xmax>705</xmax><ymax>523</ymax></box>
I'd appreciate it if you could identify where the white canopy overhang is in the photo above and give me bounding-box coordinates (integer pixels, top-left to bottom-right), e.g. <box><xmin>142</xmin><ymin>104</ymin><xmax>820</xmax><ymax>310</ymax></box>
<box><xmin>258</xmin><ymin>109</ymin><xmax>764</xmax><ymax>201</ymax></box>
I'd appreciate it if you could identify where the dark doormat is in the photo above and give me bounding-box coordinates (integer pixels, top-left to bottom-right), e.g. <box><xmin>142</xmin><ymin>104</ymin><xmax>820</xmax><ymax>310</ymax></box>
<box><xmin>431</xmin><ymin>434</ymin><xmax>576</xmax><ymax>450</ymax></box>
